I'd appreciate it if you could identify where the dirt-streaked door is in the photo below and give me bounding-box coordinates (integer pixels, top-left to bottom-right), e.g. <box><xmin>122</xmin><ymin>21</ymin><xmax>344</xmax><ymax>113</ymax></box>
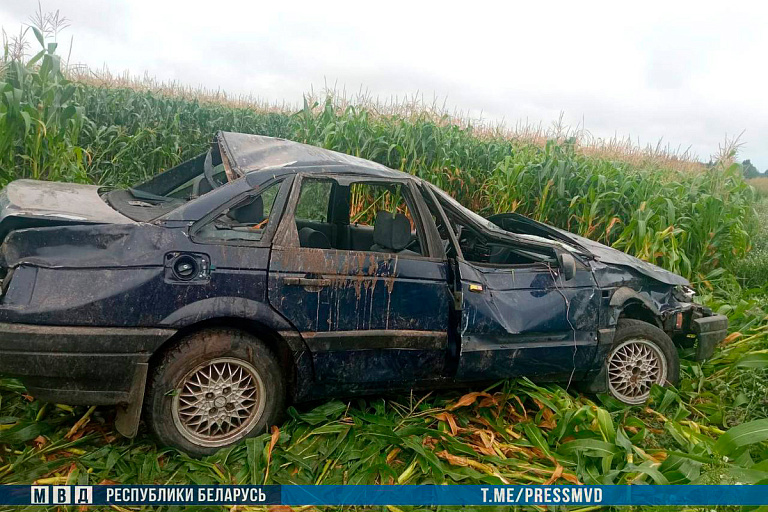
<box><xmin>268</xmin><ymin>175</ymin><xmax>453</xmax><ymax>391</ymax></box>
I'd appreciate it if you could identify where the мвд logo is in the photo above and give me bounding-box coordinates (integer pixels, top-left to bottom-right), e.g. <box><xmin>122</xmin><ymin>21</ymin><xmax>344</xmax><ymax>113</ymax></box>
<box><xmin>30</xmin><ymin>486</ymin><xmax>92</xmax><ymax>505</ymax></box>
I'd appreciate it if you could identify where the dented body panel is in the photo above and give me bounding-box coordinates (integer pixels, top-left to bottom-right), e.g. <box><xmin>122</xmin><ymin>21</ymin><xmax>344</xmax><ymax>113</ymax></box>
<box><xmin>455</xmin><ymin>260</ymin><xmax>600</xmax><ymax>381</ymax></box>
<box><xmin>0</xmin><ymin>132</ymin><xmax>727</xmax><ymax>438</ymax></box>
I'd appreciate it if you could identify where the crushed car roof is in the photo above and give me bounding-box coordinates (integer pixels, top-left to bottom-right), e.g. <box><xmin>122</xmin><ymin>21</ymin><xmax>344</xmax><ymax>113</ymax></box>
<box><xmin>139</xmin><ymin>132</ymin><xmax>689</xmax><ymax>287</ymax></box>
<box><xmin>217</xmin><ymin>131</ymin><xmax>404</xmax><ymax>178</ymax></box>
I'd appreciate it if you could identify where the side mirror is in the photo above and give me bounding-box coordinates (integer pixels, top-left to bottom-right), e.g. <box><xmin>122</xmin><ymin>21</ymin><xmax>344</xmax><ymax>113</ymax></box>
<box><xmin>557</xmin><ymin>251</ymin><xmax>576</xmax><ymax>281</ymax></box>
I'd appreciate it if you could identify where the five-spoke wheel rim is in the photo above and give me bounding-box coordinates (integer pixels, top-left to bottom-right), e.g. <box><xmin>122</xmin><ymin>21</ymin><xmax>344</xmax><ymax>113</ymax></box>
<box><xmin>172</xmin><ymin>357</ymin><xmax>266</xmax><ymax>447</ymax></box>
<box><xmin>607</xmin><ymin>338</ymin><xmax>667</xmax><ymax>405</ymax></box>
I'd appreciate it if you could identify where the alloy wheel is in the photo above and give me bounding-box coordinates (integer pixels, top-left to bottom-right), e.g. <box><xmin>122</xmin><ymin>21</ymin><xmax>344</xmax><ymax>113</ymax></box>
<box><xmin>607</xmin><ymin>338</ymin><xmax>668</xmax><ymax>405</ymax></box>
<box><xmin>171</xmin><ymin>357</ymin><xmax>266</xmax><ymax>447</ymax></box>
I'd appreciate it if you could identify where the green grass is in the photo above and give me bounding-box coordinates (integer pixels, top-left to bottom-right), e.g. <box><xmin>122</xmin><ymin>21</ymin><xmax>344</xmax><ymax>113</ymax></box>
<box><xmin>1</xmin><ymin>320</ymin><xmax>768</xmax><ymax>494</ymax></box>
<box><xmin>2</xmin><ymin>13</ymin><xmax>768</xmax><ymax>509</ymax></box>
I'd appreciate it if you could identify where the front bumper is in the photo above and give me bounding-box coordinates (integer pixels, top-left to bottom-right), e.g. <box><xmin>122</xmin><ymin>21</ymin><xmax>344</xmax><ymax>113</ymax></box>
<box><xmin>692</xmin><ymin>313</ymin><xmax>728</xmax><ymax>361</ymax></box>
<box><xmin>0</xmin><ymin>322</ymin><xmax>174</xmax><ymax>405</ymax></box>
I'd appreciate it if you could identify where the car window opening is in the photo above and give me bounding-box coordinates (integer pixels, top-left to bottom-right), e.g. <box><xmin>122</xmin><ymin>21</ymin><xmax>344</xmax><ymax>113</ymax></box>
<box><xmin>102</xmin><ymin>141</ymin><xmax>237</xmax><ymax>222</ymax></box>
<box><xmin>429</xmin><ymin>188</ymin><xmax>556</xmax><ymax>266</ymax></box>
<box><xmin>194</xmin><ymin>180</ymin><xmax>281</xmax><ymax>242</ymax></box>
<box><xmin>294</xmin><ymin>177</ymin><xmax>426</xmax><ymax>257</ymax></box>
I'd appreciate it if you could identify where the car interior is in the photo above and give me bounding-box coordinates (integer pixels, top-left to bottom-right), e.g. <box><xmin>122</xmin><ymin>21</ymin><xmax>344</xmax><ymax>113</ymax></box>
<box><xmin>192</xmin><ymin>173</ymin><xmax>558</xmax><ymax>267</ymax></box>
<box><xmin>193</xmin><ymin>179</ymin><xmax>280</xmax><ymax>242</ymax></box>
<box><xmin>294</xmin><ymin>178</ymin><xmax>425</xmax><ymax>256</ymax></box>
<box><xmin>420</xmin><ymin>186</ymin><xmax>557</xmax><ymax>266</ymax></box>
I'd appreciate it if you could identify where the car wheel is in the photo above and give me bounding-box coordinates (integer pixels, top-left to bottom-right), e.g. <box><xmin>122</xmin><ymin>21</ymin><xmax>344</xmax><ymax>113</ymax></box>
<box><xmin>145</xmin><ymin>328</ymin><xmax>284</xmax><ymax>457</ymax></box>
<box><xmin>604</xmin><ymin>319</ymin><xmax>679</xmax><ymax>405</ymax></box>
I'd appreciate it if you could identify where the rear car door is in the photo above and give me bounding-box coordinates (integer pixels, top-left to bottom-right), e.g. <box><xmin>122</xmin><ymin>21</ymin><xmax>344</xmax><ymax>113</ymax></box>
<box><xmin>268</xmin><ymin>174</ymin><xmax>454</xmax><ymax>391</ymax></box>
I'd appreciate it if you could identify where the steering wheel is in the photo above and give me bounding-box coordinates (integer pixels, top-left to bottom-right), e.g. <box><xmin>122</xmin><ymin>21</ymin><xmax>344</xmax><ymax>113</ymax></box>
<box><xmin>203</xmin><ymin>150</ymin><xmax>224</xmax><ymax>190</ymax></box>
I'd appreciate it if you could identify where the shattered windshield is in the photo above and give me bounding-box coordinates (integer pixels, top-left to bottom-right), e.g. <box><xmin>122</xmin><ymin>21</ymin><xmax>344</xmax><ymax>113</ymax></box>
<box><xmin>428</xmin><ymin>184</ymin><xmax>507</xmax><ymax>234</ymax></box>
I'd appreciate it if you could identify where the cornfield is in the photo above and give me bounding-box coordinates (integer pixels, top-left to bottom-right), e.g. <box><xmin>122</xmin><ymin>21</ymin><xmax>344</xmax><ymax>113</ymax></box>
<box><xmin>1</xmin><ymin>48</ymin><xmax>756</xmax><ymax>285</ymax></box>
<box><xmin>2</xmin><ymin>17</ymin><xmax>768</xmax><ymax>501</ymax></box>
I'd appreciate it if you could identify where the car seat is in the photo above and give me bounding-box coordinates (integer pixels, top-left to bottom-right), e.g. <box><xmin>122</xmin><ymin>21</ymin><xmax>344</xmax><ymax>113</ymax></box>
<box><xmin>371</xmin><ymin>211</ymin><xmax>419</xmax><ymax>256</ymax></box>
<box><xmin>298</xmin><ymin>227</ymin><xmax>332</xmax><ymax>249</ymax></box>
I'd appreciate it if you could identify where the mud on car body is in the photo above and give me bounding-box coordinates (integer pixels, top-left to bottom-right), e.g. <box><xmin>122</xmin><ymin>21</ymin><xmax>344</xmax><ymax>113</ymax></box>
<box><xmin>0</xmin><ymin>132</ymin><xmax>728</xmax><ymax>455</ymax></box>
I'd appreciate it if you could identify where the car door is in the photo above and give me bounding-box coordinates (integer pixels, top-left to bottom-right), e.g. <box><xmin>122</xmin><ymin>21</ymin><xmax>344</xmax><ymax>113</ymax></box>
<box><xmin>455</xmin><ymin>259</ymin><xmax>600</xmax><ymax>381</ymax></box>
<box><xmin>422</xmin><ymin>185</ymin><xmax>601</xmax><ymax>382</ymax></box>
<box><xmin>267</xmin><ymin>174</ymin><xmax>454</xmax><ymax>390</ymax></box>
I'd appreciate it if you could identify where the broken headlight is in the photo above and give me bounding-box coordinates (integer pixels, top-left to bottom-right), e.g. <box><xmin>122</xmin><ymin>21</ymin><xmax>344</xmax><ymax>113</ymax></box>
<box><xmin>673</xmin><ymin>284</ymin><xmax>696</xmax><ymax>302</ymax></box>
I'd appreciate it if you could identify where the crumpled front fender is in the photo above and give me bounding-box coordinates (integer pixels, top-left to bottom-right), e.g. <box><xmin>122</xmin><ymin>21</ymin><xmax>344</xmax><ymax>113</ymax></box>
<box><xmin>609</xmin><ymin>286</ymin><xmax>662</xmax><ymax>316</ymax></box>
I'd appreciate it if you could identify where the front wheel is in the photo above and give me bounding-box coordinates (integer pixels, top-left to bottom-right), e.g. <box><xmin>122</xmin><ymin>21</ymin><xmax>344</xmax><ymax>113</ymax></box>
<box><xmin>603</xmin><ymin>319</ymin><xmax>679</xmax><ymax>405</ymax></box>
<box><xmin>145</xmin><ymin>328</ymin><xmax>285</xmax><ymax>457</ymax></box>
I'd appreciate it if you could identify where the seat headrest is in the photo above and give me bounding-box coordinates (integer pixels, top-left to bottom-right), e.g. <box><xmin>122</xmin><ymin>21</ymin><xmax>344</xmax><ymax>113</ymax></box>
<box><xmin>298</xmin><ymin>227</ymin><xmax>331</xmax><ymax>249</ymax></box>
<box><xmin>231</xmin><ymin>196</ymin><xmax>264</xmax><ymax>224</ymax></box>
<box><xmin>373</xmin><ymin>211</ymin><xmax>411</xmax><ymax>251</ymax></box>
<box><xmin>191</xmin><ymin>175</ymin><xmax>214</xmax><ymax>197</ymax></box>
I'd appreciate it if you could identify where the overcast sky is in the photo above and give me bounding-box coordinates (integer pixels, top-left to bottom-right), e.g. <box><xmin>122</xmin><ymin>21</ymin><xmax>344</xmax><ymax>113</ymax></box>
<box><xmin>2</xmin><ymin>0</ymin><xmax>767</xmax><ymax>169</ymax></box>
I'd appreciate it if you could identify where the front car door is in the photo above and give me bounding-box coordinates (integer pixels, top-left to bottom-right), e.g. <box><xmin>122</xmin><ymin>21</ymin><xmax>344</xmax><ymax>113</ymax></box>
<box><xmin>267</xmin><ymin>173</ymin><xmax>454</xmax><ymax>394</ymax></box>
<box><xmin>422</xmin><ymin>185</ymin><xmax>601</xmax><ymax>383</ymax></box>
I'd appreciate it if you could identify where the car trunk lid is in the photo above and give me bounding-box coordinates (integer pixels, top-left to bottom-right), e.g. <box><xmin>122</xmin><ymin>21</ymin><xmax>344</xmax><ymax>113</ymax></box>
<box><xmin>0</xmin><ymin>179</ymin><xmax>133</xmax><ymax>242</ymax></box>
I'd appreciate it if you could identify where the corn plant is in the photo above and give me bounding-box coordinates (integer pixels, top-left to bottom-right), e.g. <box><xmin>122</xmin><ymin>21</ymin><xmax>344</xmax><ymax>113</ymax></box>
<box><xmin>484</xmin><ymin>141</ymin><xmax>755</xmax><ymax>281</ymax></box>
<box><xmin>0</xmin><ymin>24</ymin><xmax>86</xmax><ymax>184</ymax></box>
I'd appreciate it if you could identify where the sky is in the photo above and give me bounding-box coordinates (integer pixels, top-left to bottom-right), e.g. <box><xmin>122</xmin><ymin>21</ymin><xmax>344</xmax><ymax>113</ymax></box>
<box><xmin>2</xmin><ymin>0</ymin><xmax>767</xmax><ymax>170</ymax></box>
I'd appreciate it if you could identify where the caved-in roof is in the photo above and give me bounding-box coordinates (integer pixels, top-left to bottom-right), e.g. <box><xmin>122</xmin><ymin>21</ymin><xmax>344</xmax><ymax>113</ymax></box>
<box><xmin>217</xmin><ymin>131</ymin><xmax>406</xmax><ymax>179</ymax></box>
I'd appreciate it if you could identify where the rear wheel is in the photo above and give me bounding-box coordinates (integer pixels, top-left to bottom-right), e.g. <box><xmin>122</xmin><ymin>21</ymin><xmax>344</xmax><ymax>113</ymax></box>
<box><xmin>604</xmin><ymin>319</ymin><xmax>679</xmax><ymax>405</ymax></box>
<box><xmin>146</xmin><ymin>328</ymin><xmax>284</xmax><ymax>456</ymax></box>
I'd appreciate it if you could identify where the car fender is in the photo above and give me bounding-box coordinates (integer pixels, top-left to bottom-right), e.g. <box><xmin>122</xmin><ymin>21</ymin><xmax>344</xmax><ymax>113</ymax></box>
<box><xmin>159</xmin><ymin>296</ymin><xmax>309</xmax><ymax>352</ymax></box>
<box><xmin>158</xmin><ymin>297</ymin><xmax>314</xmax><ymax>392</ymax></box>
<box><xmin>608</xmin><ymin>287</ymin><xmax>660</xmax><ymax>315</ymax></box>
<box><xmin>113</xmin><ymin>297</ymin><xmax>313</xmax><ymax>439</ymax></box>
<box><xmin>607</xmin><ymin>286</ymin><xmax>665</xmax><ymax>330</ymax></box>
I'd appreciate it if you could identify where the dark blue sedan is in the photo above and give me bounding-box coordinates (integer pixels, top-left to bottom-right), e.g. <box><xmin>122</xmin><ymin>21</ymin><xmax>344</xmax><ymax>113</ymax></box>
<box><xmin>0</xmin><ymin>132</ymin><xmax>727</xmax><ymax>455</ymax></box>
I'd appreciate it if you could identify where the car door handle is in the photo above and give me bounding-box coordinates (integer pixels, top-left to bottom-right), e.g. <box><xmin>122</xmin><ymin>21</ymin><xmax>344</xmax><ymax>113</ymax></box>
<box><xmin>283</xmin><ymin>277</ymin><xmax>331</xmax><ymax>287</ymax></box>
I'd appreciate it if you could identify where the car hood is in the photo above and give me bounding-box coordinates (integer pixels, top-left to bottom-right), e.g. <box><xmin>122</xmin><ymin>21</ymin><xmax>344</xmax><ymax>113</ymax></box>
<box><xmin>561</xmin><ymin>230</ymin><xmax>689</xmax><ymax>286</ymax></box>
<box><xmin>488</xmin><ymin>212</ymin><xmax>689</xmax><ymax>286</ymax></box>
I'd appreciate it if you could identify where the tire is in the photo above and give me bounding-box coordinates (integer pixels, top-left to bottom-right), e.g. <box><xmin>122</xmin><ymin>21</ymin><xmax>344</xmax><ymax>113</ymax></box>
<box><xmin>145</xmin><ymin>328</ymin><xmax>285</xmax><ymax>457</ymax></box>
<box><xmin>602</xmin><ymin>319</ymin><xmax>679</xmax><ymax>405</ymax></box>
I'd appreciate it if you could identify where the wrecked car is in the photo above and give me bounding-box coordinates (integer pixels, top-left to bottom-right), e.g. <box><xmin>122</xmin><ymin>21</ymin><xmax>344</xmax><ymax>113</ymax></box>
<box><xmin>0</xmin><ymin>132</ymin><xmax>728</xmax><ymax>455</ymax></box>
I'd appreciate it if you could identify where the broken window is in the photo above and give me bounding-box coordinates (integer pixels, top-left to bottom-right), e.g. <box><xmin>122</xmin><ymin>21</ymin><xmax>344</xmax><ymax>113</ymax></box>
<box><xmin>429</xmin><ymin>186</ymin><xmax>555</xmax><ymax>266</ymax></box>
<box><xmin>295</xmin><ymin>179</ymin><xmax>332</xmax><ymax>223</ymax></box>
<box><xmin>293</xmin><ymin>177</ymin><xmax>426</xmax><ymax>257</ymax></box>
<box><xmin>348</xmin><ymin>182</ymin><xmax>424</xmax><ymax>256</ymax></box>
<box><xmin>194</xmin><ymin>179</ymin><xmax>282</xmax><ymax>242</ymax></box>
